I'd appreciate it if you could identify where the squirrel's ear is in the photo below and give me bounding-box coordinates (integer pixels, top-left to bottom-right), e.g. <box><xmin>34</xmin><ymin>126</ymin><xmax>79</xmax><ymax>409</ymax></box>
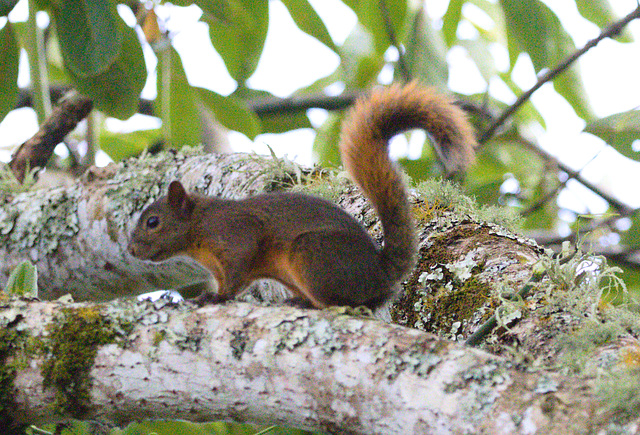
<box><xmin>167</xmin><ymin>181</ymin><xmax>194</xmax><ymax>217</ymax></box>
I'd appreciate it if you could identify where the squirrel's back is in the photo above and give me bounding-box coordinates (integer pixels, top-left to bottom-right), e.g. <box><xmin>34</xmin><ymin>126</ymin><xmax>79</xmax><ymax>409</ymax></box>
<box><xmin>340</xmin><ymin>82</ymin><xmax>476</xmax><ymax>285</ymax></box>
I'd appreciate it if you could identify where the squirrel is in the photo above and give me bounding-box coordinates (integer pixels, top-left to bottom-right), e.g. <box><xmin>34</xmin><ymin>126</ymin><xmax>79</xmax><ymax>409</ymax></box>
<box><xmin>127</xmin><ymin>82</ymin><xmax>476</xmax><ymax>309</ymax></box>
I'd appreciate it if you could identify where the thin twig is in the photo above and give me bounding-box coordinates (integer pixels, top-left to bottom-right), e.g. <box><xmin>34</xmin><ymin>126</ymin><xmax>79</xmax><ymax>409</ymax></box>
<box><xmin>479</xmin><ymin>6</ymin><xmax>640</xmax><ymax>144</ymax></box>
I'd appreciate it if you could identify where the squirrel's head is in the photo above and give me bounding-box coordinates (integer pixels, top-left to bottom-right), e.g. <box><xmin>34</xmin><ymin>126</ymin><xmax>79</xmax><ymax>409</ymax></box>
<box><xmin>128</xmin><ymin>181</ymin><xmax>195</xmax><ymax>261</ymax></box>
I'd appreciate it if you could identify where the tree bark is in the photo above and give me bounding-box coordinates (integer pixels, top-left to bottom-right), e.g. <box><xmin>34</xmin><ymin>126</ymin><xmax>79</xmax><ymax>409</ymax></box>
<box><xmin>1</xmin><ymin>149</ymin><xmax>638</xmax><ymax>433</ymax></box>
<box><xmin>1</xmin><ymin>297</ymin><xmax>630</xmax><ymax>434</ymax></box>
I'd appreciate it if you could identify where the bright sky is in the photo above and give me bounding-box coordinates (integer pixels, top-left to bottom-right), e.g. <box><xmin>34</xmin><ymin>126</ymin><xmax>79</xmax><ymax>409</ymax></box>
<box><xmin>1</xmin><ymin>0</ymin><xmax>639</xmax><ymax>215</ymax></box>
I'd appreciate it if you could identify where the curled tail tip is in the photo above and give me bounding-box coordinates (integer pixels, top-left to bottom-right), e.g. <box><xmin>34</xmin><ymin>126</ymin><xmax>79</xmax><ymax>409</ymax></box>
<box><xmin>347</xmin><ymin>82</ymin><xmax>478</xmax><ymax>173</ymax></box>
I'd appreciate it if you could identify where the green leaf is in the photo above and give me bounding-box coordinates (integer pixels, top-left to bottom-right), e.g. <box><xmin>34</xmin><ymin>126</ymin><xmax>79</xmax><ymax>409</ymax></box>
<box><xmin>458</xmin><ymin>39</ymin><xmax>496</xmax><ymax>83</ymax></box>
<box><xmin>339</xmin><ymin>23</ymin><xmax>383</xmax><ymax>87</ymax></box>
<box><xmin>156</xmin><ymin>46</ymin><xmax>201</xmax><ymax>147</ymax></box>
<box><xmin>576</xmin><ymin>0</ymin><xmax>632</xmax><ymax>42</ymax></box>
<box><xmin>312</xmin><ymin>112</ymin><xmax>343</xmax><ymax>166</ymax></box>
<box><xmin>100</xmin><ymin>128</ymin><xmax>163</xmax><ymax>162</ymax></box>
<box><xmin>51</xmin><ymin>0</ymin><xmax>123</xmax><ymax>77</ymax></box>
<box><xmin>584</xmin><ymin>110</ymin><xmax>640</xmax><ymax>161</ymax></box>
<box><xmin>4</xmin><ymin>260</ymin><xmax>38</xmax><ymax>296</ymax></box>
<box><xmin>0</xmin><ymin>23</ymin><xmax>19</xmax><ymax>124</ymax></box>
<box><xmin>403</xmin><ymin>6</ymin><xmax>448</xmax><ymax>87</ymax></box>
<box><xmin>500</xmin><ymin>0</ymin><xmax>552</xmax><ymax>68</ymax></box>
<box><xmin>197</xmin><ymin>87</ymin><xmax>261</xmax><ymax>139</ymax></box>
<box><xmin>442</xmin><ymin>0</ymin><xmax>464</xmax><ymax>47</ymax></box>
<box><xmin>67</xmin><ymin>23</ymin><xmax>146</xmax><ymax>119</ymax></box>
<box><xmin>0</xmin><ymin>0</ymin><xmax>18</xmax><ymax>16</ymax></box>
<box><xmin>202</xmin><ymin>0</ymin><xmax>269</xmax><ymax>83</ymax></box>
<box><xmin>355</xmin><ymin>0</ymin><xmax>407</xmax><ymax>55</ymax></box>
<box><xmin>500</xmin><ymin>0</ymin><xmax>592</xmax><ymax>120</ymax></box>
<box><xmin>280</xmin><ymin>0</ymin><xmax>336</xmax><ymax>51</ymax></box>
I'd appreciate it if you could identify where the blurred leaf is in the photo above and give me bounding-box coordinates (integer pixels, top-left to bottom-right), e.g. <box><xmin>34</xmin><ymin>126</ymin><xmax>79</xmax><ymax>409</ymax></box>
<box><xmin>156</xmin><ymin>46</ymin><xmax>201</xmax><ymax>146</ymax></box>
<box><xmin>197</xmin><ymin>87</ymin><xmax>261</xmax><ymax>139</ymax></box>
<box><xmin>259</xmin><ymin>111</ymin><xmax>312</xmax><ymax>134</ymax></box>
<box><xmin>403</xmin><ymin>6</ymin><xmax>448</xmax><ymax>87</ymax></box>
<box><xmin>100</xmin><ymin>128</ymin><xmax>162</xmax><ymax>162</ymax></box>
<box><xmin>621</xmin><ymin>213</ymin><xmax>640</xmax><ymax>250</ymax></box>
<box><xmin>458</xmin><ymin>39</ymin><xmax>496</xmax><ymax>83</ymax></box>
<box><xmin>584</xmin><ymin>110</ymin><xmax>640</xmax><ymax>161</ymax></box>
<box><xmin>68</xmin><ymin>23</ymin><xmax>146</xmax><ymax>119</ymax></box>
<box><xmin>500</xmin><ymin>0</ymin><xmax>592</xmax><ymax>120</ymax></box>
<box><xmin>51</xmin><ymin>0</ymin><xmax>122</xmax><ymax>77</ymax></box>
<box><xmin>0</xmin><ymin>23</ymin><xmax>19</xmax><ymax>124</ymax></box>
<box><xmin>281</xmin><ymin>0</ymin><xmax>336</xmax><ymax>51</ymax></box>
<box><xmin>442</xmin><ymin>0</ymin><xmax>463</xmax><ymax>46</ymax></box>
<box><xmin>576</xmin><ymin>0</ymin><xmax>633</xmax><ymax>42</ymax></box>
<box><xmin>232</xmin><ymin>87</ymin><xmax>312</xmax><ymax>133</ymax></box>
<box><xmin>354</xmin><ymin>0</ymin><xmax>407</xmax><ymax>55</ymax></box>
<box><xmin>312</xmin><ymin>112</ymin><xmax>343</xmax><ymax>166</ymax></box>
<box><xmin>169</xmin><ymin>0</ymin><xmax>197</xmax><ymax>6</ymax></box>
<box><xmin>202</xmin><ymin>0</ymin><xmax>269</xmax><ymax>83</ymax></box>
<box><xmin>500</xmin><ymin>0</ymin><xmax>552</xmax><ymax>68</ymax></box>
<box><xmin>195</xmin><ymin>0</ymin><xmax>230</xmax><ymax>22</ymax></box>
<box><xmin>339</xmin><ymin>23</ymin><xmax>383</xmax><ymax>87</ymax></box>
<box><xmin>4</xmin><ymin>260</ymin><xmax>38</xmax><ymax>296</ymax></box>
<box><xmin>0</xmin><ymin>0</ymin><xmax>18</xmax><ymax>16</ymax></box>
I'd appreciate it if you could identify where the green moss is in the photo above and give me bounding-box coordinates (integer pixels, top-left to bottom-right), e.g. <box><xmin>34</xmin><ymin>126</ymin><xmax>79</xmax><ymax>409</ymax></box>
<box><xmin>0</xmin><ymin>327</ymin><xmax>22</xmax><ymax>432</ymax></box>
<box><xmin>597</xmin><ymin>368</ymin><xmax>640</xmax><ymax>421</ymax></box>
<box><xmin>391</xmin><ymin>225</ymin><xmax>493</xmax><ymax>335</ymax></box>
<box><xmin>415</xmin><ymin>178</ymin><xmax>520</xmax><ymax>229</ymax></box>
<box><xmin>41</xmin><ymin>307</ymin><xmax>118</xmax><ymax>418</ymax></box>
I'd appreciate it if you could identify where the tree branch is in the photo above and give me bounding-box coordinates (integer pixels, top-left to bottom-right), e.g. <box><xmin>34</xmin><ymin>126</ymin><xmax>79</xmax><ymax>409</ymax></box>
<box><xmin>1</xmin><ymin>297</ymin><xmax>629</xmax><ymax>434</ymax></box>
<box><xmin>479</xmin><ymin>5</ymin><xmax>640</xmax><ymax>144</ymax></box>
<box><xmin>9</xmin><ymin>90</ymin><xmax>93</xmax><ymax>183</ymax></box>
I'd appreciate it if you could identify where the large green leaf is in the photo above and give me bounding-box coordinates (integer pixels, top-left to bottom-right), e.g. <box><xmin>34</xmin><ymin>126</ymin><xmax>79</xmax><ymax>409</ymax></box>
<box><xmin>232</xmin><ymin>87</ymin><xmax>311</xmax><ymax>133</ymax></box>
<box><xmin>202</xmin><ymin>0</ymin><xmax>269</xmax><ymax>83</ymax></box>
<box><xmin>355</xmin><ymin>0</ymin><xmax>407</xmax><ymax>55</ymax></box>
<box><xmin>197</xmin><ymin>87</ymin><xmax>261</xmax><ymax>139</ymax></box>
<box><xmin>156</xmin><ymin>46</ymin><xmax>201</xmax><ymax>147</ymax></box>
<box><xmin>0</xmin><ymin>0</ymin><xmax>18</xmax><ymax>16</ymax></box>
<box><xmin>403</xmin><ymin>6</ymin><xmax>448</xmax><ymax>87</ymax></box>
<box><xmin>339</xmin><ymin>23</ymin><xmax>383</xmax><ymax>87</ymax></box>
<box><xmin>100</xmin><ymin>128</ymin><xmax>163</xmax><ymax>162</ymax></box>
<box><xmin>67</xmin><ymin>23</ymin><xmax>146</xmax><ymax>119</ymax></box>
<box><xmin>51</xmin><ymin>0</ymin><xmax>123</xmax><ymax>77</ymax></box>
<box><xmin>281</xmin><ymin>0</ymin><xmax>336</xmax><ymax>51</ymax></box>
<box><xmin>442</xmin><ymin>0</ymin><xmax>464</xmax><ymax>47</ymax></box>
<box><xmin>0</xmin><ymin>23</ymin><xmax>19</xmax><ymax>124</ymax></box>
<box><xmin>576</xmin><ymin>0</ymin><xmax>633</xmax><ymax>42</ymax></box>
<box><xmin>312</xmin><ymin>112</ymin><xmax>343</xmax><ymax>166</ymax></box>
<box><xmin>584</xmin><ymin>110</ymin><xmax>640</xmax><ymax>161</ymax></box>
<box><xmin>500</xmin><ymin>0</ymin><xmax>592</xmax><ymax>120</ymax></box>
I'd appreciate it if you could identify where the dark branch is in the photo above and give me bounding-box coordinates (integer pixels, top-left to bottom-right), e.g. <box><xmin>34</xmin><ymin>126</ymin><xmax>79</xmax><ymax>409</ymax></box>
<box><xmin>479</xmin><ymin>6</ymin><xmax>640</xmax><ymax>144</ymax></box>
<box><xmin>9</xmin><ymin>90</ymin><xmax>93</xmax><ymax>183</ymax></box>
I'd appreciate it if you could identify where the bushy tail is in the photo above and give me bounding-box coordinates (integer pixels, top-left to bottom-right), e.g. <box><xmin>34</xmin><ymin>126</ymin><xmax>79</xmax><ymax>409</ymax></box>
<box><xmin>339</xmin><ymin>82</ymin><xmax>476</xmax><ymax>284</ymax></box>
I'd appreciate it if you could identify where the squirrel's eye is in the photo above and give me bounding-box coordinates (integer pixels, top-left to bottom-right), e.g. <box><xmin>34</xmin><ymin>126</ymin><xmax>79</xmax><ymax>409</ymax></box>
<box><xmin>146</xmin><ymin>215</ymin><xmax>160</xmax><ymax>229</ymax></box>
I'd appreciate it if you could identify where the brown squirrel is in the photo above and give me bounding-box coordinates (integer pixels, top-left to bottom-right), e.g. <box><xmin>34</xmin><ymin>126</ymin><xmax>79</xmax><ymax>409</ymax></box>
<box><xmin>127</xmin><ymin>82</ymin><xmax>476</xmax><ymax>309</ymax></box>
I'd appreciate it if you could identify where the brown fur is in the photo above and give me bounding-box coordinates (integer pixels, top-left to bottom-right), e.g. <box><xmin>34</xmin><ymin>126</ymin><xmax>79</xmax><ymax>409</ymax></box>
<box><xmin>128</xmin><ymin>83</ymin><xmax>476</xmax><ymax>308</ymax></box>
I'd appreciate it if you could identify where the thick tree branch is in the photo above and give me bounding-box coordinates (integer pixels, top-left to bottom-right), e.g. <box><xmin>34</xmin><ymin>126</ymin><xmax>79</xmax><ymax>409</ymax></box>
<box><xmin>1</xmin><ymin>297</ymin><xmax>630</xmax><ymax>434</ymax></box>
